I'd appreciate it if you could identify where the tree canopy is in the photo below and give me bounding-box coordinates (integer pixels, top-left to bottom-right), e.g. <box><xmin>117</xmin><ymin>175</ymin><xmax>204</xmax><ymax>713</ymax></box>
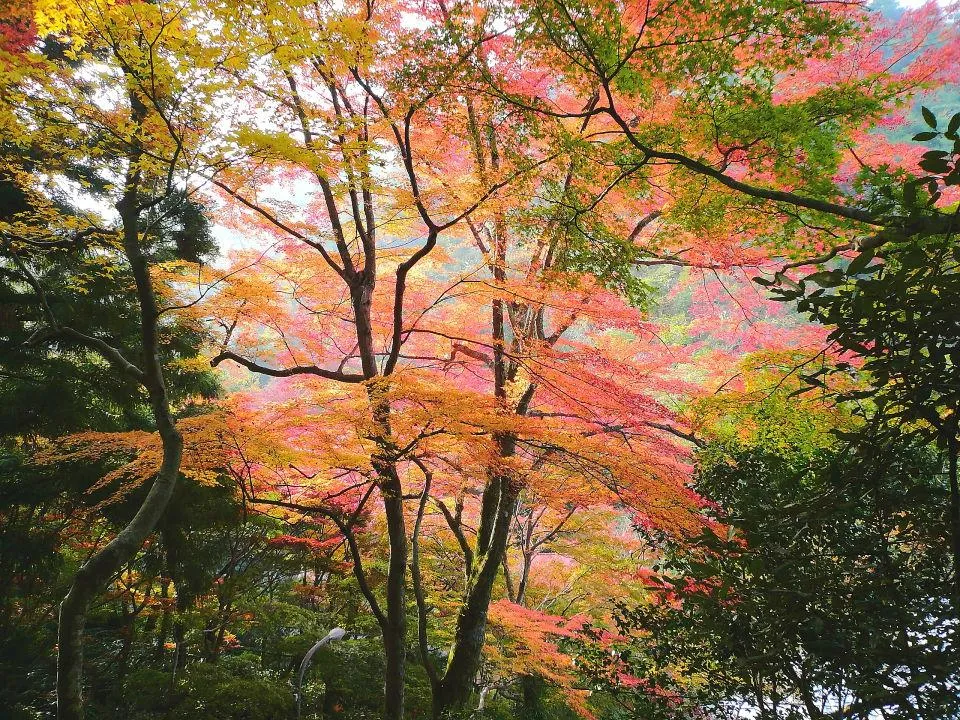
<box><xmin>1</xmin><ymin>0</ymin><xmax>959</xmax><ymax>718</ymax></box>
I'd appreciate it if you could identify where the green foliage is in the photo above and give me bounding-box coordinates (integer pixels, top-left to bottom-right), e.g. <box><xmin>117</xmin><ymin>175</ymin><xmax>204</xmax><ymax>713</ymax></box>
<box><xmin>173</xmin><ymin>664</ymin><xmax>295</xmax><ymax>720</ymax></box>
<box><xmin>771</xmin><ymin>110</ymin><xmax>960</xmax><ymax>443</ymax></box>
<box><xmin>0</xmin><ymin>141</ymin><xmax>222</xmax><ymax>717</ymax></box>
<box><xmin>550</xmin><ymin>213</ymin><xmax>654</xmax><ymax>309</ymax></box>
<box><xmin>577</xmin><ymin>432</ymin><xmax>958</xmax><ymax>719</ymax></box>
<box><xmin>517</xmin><ymin>171</ymin><xmax>655</xmax><ymax>309</ymax></box>
<box><xmin>143</xmin><ymin>192</ymin><xmax>217</xmax><ymax>265</ymax></box>
<box><xmin>120</xmin><ymin>664</ymin><xmax>294</xmax><ymax>720</ymax></box>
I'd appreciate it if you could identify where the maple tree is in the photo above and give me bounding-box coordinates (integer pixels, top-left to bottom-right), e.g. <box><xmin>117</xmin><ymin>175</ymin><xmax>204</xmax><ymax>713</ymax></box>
<box><xmin>2</xmin><ymin>0</ymin><xmax>960</xmax><ymax>719</ymax></box>
<box><xmin>187</xmin><ymin>3</ymin><xmax>708</xmax><ymax>717</ymax></box>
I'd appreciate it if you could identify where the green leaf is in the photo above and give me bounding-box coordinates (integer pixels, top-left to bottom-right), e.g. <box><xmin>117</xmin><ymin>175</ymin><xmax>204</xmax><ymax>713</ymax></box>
<box><xmin>807</xmin><ymin>270</ymin><xmax>844</xmax><ymax>287</ymax></box>
<box><xmin>919</xmin><ymin>158</ymin><xmax>950</xmax><ymax>174</ymax></box>
<box><xmin>947</xmin><ymin>112</ymin><xmax>960</xmax><ymax>136</ymax></box>
<box><xmin>912</xmin><ymin>131</ymin><xmax>938</xmax><ymax>142</ymax></box>
<box><xmin>903</xmin><ymin>181</ymin><xmax>918</xmax><ymax>207</ymax></box>
<box><xmin>847</xmin><ymin>251</ymin><xmax>874</xmax><ymax>276</ymax></box>
<box><xmin>922</xmin><ymin>106</ymin><xmax>937</xmax><ymax>129</ymax></box>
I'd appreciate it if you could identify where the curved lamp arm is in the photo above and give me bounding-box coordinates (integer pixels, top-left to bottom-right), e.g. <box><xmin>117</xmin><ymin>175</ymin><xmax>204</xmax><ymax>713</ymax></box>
<box><xmin>295</xmin><ymin>627</ymin><xmax>350</xmax><ymax>719</ymax></box>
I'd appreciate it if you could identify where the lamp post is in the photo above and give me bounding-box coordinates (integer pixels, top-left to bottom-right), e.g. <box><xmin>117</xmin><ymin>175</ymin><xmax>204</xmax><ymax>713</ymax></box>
<box><xmin>295</xmin><ymin>627</ymin><xmax>349</xmax><ymax>719</ymax></box>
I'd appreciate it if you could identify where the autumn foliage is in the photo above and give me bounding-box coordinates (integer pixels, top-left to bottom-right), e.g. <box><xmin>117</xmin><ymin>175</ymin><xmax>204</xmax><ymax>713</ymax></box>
<box><xmin>2</xmin><ymin>0</ymin><xmax>960</xmax><ymax>718</ymax></box>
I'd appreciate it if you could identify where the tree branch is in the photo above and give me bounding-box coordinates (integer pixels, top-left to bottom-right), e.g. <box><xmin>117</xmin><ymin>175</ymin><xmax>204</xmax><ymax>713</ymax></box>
<box><xmin>210</xmin><ymin>350</ymin><xmax>365</xmax><ymax>383</ymax></box>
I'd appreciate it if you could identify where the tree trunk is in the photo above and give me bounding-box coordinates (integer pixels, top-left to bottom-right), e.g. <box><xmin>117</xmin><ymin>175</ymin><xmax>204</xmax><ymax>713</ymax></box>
<box><xmin>516</xmin><ymin>554</ymin><xmax>532</xmax><ymax>607</ymax></box>
<box><xmin>153</xmin><ymin>577</ymin><xmax>172</xmax><ymax>665</ymax></box>
<box><xmin>117</xmin><ymin>600</ymin><xmax>136</xmax><ymax>686</ymax></box>
<box><xmin>948</xmin><ymin>435</ymin><xmax>960</xmax><ymax>598</ymax></box>
<box><xmin>57</xmin><ymin>423</ymin><xmax>182</xmax><ymax>720</ymax></box>
<box><xmin>379</xmin><ymin>460</ymin><xmax>408</xmax><ymax>720</ymax></box>
<box><xmin>519</xmin><ymin>674</ymin><xmax>545</xmax><ymax>719</ymax></box>
<box><xmin>433</xmin><ymin>459</ymin><xmax>519</xmax><ymax>718</ymax></box>
<box><xmin>57</xmin><ymin>91</ymin><xmax>184</xmax><ymax>718</ymax></box>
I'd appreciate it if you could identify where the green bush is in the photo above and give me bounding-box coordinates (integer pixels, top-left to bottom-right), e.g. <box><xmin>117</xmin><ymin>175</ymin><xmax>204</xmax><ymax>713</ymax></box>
<box><xmin>124</xmin><ymin>668</ymin><xmax>178</xmax><ymax>716</ymax></box>
<box><xmin>172</xmin><ymin>664</ymin><xmax>294</xmax><ymax>720</ymax></box>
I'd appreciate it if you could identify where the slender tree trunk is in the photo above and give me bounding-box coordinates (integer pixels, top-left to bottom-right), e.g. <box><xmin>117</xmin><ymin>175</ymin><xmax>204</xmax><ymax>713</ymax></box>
<box><xmin>501</xmin><ymin>557</ymin><xmax>515</xmax><ymax>603</ymax></box>
<box><xmin>117</xmin><ymin>600</ymin><xmax>136</xmax><ymax>686</ymax></box>
<box><xmin>516</xmin><ymin>554</ymin><xmax>532</xmax><ymax>607</ymax></box>
<box><xmin>153</xmin><ymin>577</ymin><xmax>172</xmax><ymax>665</ymax></box>
<box><xmin>519</xmin><ymin>674</ymin><xmax>545</xmax><ymax>718</ymax></box>
<box><xmin>57</xmin><ymin>423</ymin><xmax>182</xmax><ymax>720</ymax></box>
<box><xmin>57</xmin><ymin>93</ymin><xmax>184</xmax><ymax>717</ymax></box>
<box><xmin>165</xmin><ymin>535</ymin><xmax>191</xmax><ymax>683</ymax></box>
<box><xmin>360</xmin><ymin>371</ymin><xmax>407</xmax><ymax>720</ymax></box>
<box><xmin>948</xmin><ymin>435</ymin><xmax>960</xmax><ymax>598</ymax></box>
<box><xmin>378</xmin><ymin>460</ymin><xmax>408</xmax><ymax>720</ymax></box>
<box><xmin>355</xmin><ymin>250</ymin><xmax>409</xmax><ymax>719</ymax></box>
<box><xmin>433</xmin><ymin>441</ymin><xmax>519</xmax><ymax>718</ymax></box>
